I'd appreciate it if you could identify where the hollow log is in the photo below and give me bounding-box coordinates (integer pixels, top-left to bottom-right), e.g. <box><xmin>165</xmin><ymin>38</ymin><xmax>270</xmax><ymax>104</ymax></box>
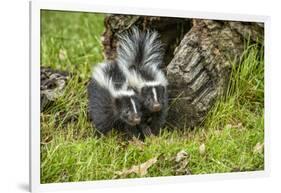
<box><xmin>102</xmin><ymin>15</ymin><xmax>192</xmax><ymax>68</ymax></box>
<box><xmin>102</xmin><ymin>15</ymin><xmax>264</xmax><ymax>128</ymax></box>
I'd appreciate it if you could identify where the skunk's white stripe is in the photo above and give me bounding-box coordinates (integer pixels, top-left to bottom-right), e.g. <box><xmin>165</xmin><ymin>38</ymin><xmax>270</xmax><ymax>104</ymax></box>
<box><xmin>152</xmin><ymin>87</ymin><xmax>158</xmax><ymax>102</ymax></box>
<box><xmin>92</xmin><ymin>62</ymin><xmax>136</xmax><ymax>98</ymax></box>
<box><xmin>144</xmin><ymin>81</ymin><xmax>161</xmax><ymax>87</ymax></box>
<box><xmin>114</xmin><ymin>90</ymin><xmax>135</xmax><ymax>97</ymax></box>
<box><xmin>130</xmin><ymin>98</ymin><xmax>137</xmax><ymax>113</ymax></box>
<box><xmin>116</xmin><ymin>27</ymin><xmax>163</xmax><ymax>69</ymax></box>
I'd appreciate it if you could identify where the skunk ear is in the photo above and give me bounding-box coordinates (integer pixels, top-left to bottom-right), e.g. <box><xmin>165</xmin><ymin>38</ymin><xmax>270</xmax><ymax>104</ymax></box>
<box><xmin>141</xmin><ymin>86</ymin><xmax>148</xmax><ymax>94</ymax></box>
<box><xmin>158</xmin><ymin>85</ymin><xmax>165</xmax><ymax>93</ymax></box>
<box><xmin>140</xmin><ymin>86</ymin><xmax>145</xmax><ymax>94</ymax></box>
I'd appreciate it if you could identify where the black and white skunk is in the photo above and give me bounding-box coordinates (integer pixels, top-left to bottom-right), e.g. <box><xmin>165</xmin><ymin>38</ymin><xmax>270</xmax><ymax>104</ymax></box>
<box><xmin>87</xmin><ymin>61</ymin><xmax>143</xmax><ymax>138</ymax></box>
<box><xmin>116</xmin><ymin>27</ymin><xmax>168</xmax><ymax>136</ymax></box>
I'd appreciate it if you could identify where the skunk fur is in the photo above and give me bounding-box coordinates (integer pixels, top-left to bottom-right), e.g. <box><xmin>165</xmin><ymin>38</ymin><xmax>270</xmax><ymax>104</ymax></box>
<box><xmin>88</xmin><ymin>61</ymin><xmax>143</xmax><ymax>138</ymax></box>
<box><xmin>116</xmin><ymin>27</ymin><xmax>169</xmax><ymax>136</ymax></box>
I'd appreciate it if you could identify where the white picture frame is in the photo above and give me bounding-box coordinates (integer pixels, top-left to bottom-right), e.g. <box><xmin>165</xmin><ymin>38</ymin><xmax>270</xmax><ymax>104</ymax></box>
<box><xmin>30</xmin><ymin>0</ymin><xmax>270</xmax><ymax>192</ymax></box>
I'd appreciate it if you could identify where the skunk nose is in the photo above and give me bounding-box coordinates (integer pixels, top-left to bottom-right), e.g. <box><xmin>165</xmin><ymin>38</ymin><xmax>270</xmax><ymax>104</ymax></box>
<box><xmin>132</xmin><ymin>114</ymin><xmax>141</xmax><ymax>125</ymax></box>
<box><xmin>152</xmin><ymin>103</ymin><xmax>161</xmax><ymax>112</ymax></box>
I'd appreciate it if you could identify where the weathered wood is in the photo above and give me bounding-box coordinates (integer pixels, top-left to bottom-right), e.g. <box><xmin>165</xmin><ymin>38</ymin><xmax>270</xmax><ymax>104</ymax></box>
<box><xmin>102</xmin><ymin>15</ymin><xmax>264</xmax><ymax>128</ymax></box>
<box><xmin>40</xmin><ymin>67</ymin><xmax>70</xmax><ymax>112</ymax></box>
<box><xmin>166</xmin><ymin>19</ymin><xmax>263</xmax><ymax>128</ymax></box>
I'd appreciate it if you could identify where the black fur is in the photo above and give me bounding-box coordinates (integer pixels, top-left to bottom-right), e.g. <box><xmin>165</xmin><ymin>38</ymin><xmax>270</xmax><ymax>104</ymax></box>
<box><xmin>117</xmin><ymin>27</ymin><xmax>169</xmax><ymax>136</ymax></box>
<box><xmin>88</xmin><ymin>62</ymin><xmax>143</xmax><ymax>138</ymax></box>
<box><xmin>138</xmin><ymin>85</ymin><xmax>168</xmax><ymax>136</ymax></box>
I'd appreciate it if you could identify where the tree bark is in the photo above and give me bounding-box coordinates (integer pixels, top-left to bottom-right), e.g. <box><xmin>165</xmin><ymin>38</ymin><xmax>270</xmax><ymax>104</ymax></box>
<box><xmin>166</xmin><ymin>19</ymin><xmax>263</xmax><ymax>128</ymax></box>
<box><xmin>102</xmin><ymin>15</ymin><xmax>264</xmax><ymax>128</ymax></box>
<box><xmin>40</xmin><ymin>67</ymin><xmax>70</xmax><ymax>112</ymax></box>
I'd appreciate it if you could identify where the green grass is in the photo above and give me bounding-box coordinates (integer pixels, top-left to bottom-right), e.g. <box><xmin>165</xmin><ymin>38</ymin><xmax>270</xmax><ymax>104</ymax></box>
<box><xmin>40</xmin><ymin>10</ymin><xmax>264</xmax><ymax>183</ymax></box>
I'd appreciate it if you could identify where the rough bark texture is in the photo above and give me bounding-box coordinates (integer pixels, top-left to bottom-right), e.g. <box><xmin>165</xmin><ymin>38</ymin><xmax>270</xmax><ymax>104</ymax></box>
<box><xmin>166</xmin><ymin>20</ymin><xmax>263</xmax><ymax>128</ymax></box>
<box><xmin>102</xmin><ymin>15</ymin><xmax>264</xmax><ymax>128</ymax></box>
<box><xmin>40</xmin><ymin>67</ymin><xmax>70</xmax><ymax>112</ymax></box>
<box><xmin>102</xmin><ymin>15</ymin><xmax>192</xmax><ymax>68</ymax></box>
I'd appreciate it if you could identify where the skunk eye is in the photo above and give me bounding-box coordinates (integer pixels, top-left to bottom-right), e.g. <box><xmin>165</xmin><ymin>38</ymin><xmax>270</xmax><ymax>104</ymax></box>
<box><xmin>125</xmin><ymin>108</ymin><xmax>130</xmax><ymax>114</ymax></box>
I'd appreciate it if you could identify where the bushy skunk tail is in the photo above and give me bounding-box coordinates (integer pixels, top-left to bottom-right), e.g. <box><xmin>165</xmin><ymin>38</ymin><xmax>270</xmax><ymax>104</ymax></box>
<box><xmin>116</xmin><ymin>27</ymin><xmax>164</xmax><ymax>70</ymax></box>
<box><xmin>116</xmin><ymin>27</ymin><xmax>168</xmax><ymax>91</ymax></box>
